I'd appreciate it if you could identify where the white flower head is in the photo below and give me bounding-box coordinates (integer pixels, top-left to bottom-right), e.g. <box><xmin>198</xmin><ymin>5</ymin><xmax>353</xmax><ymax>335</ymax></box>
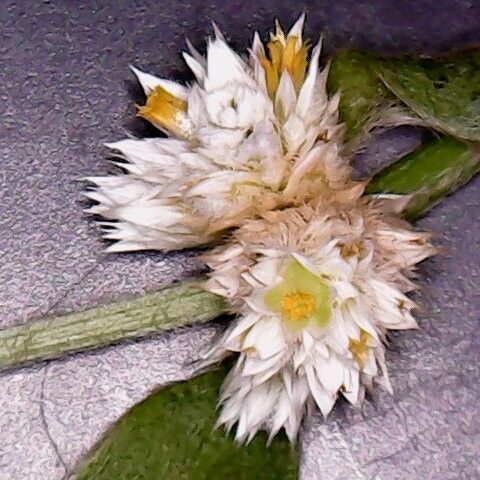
<box><xmin>85</xmin><ymin>15</ymin><xmax>353</xmax><ymax>252</ymax></box>
<box><xmin>202</xmin><ymin>192</ymin><xmax>436</xmax><ymax>443</ymax></box>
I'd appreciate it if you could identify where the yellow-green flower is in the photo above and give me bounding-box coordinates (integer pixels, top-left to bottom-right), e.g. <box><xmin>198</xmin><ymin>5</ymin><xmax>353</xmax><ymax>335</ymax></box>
<box><xmin>264</xmin><ymin>259</ymin><xmax>331</xmax><ymax>330</ymax></box>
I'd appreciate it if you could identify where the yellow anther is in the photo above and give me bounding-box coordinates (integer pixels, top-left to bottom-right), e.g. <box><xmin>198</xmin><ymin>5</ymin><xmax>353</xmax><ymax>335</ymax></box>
<box><xmin>264</xmin><ymin>260</ymin><xmax>331</xmax><ymax>329</ymax></box>
<box><xmin>338</xmin><ymin>241</ymin><xmax>365</xmax><ymax>259</ymax></box>
<box><xmin>349</xmin><ymin>331</ymin><xmax>372</xmax><ymax>368</ymax></box>
<box><xmin>281</xmin><ymin>291</ymin><xmax>316</xmax><ymax>322</ymax></box>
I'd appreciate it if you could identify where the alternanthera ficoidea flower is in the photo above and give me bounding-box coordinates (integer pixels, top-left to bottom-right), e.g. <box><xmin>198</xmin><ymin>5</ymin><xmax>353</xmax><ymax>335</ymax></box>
<box><xmin>202</xmin><ymin>191</ymin><xmax>436</xmax><ymax>443</ymax></box>
<box><xmin>85</xmin><ymin>15</ymin><xmax>355</xmax><ymax>252</ymax></box>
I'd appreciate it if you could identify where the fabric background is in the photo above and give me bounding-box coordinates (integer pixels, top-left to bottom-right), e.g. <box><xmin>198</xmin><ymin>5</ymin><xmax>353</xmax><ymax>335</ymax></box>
<box><xmin>1</xmin><ymin>1</ymin><xmax>479</xmax><ymax>478</ymax></box>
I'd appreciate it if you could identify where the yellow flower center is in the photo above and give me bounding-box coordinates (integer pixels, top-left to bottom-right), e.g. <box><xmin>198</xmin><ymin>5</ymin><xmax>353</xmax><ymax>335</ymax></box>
<box><xmin>281</xmin><ymin>291</ymin><xmax>316</xmax><ymax>322</ymax></box>
<box><xmin>258</xmin><ymin>36</ymin><xmax>309</xmax><ymax>98</ymax></box>
<box><xmin>349</xmin><ymin>331</ymin><xmax>372</xmax><ymax>368</ymax></box>
<box><xmin>136</xmin><ymin>85</ymin><xmax>188</xmax><ymax>137</ymax></box>
<box><xmin>264</xmin><ymin>259</ymin><xmax>331</xmax><ymax>330</ymax></box>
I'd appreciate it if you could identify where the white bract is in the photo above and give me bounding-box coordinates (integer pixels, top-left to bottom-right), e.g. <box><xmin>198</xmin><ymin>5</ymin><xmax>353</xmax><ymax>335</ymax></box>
<box><xmin>202</xmin><ymin>193</ymin><xmax>436</xmax><ymax>443</ymax></box>
<box><xmin>86</xmin><ymin>15</ymin><xmax>352</xmax><ymax>252</ymax></box>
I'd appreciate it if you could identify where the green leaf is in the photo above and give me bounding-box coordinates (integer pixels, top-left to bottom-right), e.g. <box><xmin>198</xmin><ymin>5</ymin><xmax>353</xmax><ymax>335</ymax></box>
<box><xmin>366</xmin><ymin>136</ymin><xmax>480</xmax><ymax>219</ymax></box>
<box><xmin>329</xmin><ymin>50</ymin><xmax>480</xmax><ymax>148</ymax></box>
<box><xmin>327</xmin><ymin>50</ymin><xmax>396</xmax><ymax>151</ymax></box>
<box><xmin>71</xmin><ymin>366</ymin><xmax>298</xmax><ymax>480</ymax></box>
<box><xmin>374</xmin><ymin>52</ymin><xmax>480</xmax><ymax>141</ymax></box>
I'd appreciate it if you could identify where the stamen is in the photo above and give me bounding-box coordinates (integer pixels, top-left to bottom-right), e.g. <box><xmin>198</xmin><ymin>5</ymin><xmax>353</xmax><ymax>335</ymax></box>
<box><xmin>338</xmin><ymin>241</ymin><xmax>364</xmax><ymax>259</ymax></box>
<box><xmin>349</xmin><ymin>330</ymin><xmax>372</xmax><ymax>368</ymax></box>
<box><xmin>281</xmin><ymin>291</ymin><xmax>316</xmax><ymax>322</ymax></box>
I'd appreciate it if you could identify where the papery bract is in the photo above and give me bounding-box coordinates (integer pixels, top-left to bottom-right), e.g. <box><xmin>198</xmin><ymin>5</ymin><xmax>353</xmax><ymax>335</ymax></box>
<box><xmin>85</xmin><ymin>15</ymin><xmax>353</xmax><ymax>252</ymax></box>
<box><xmin>202</xmin><ymin>190</ymin><xmax>436</xmax><ymax>443</ymax></box>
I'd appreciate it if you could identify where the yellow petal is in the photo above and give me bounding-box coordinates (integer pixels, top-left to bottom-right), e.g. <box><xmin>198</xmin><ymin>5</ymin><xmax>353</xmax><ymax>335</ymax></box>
<box><xmin>291</xmin><ymin>45</ymin><xmax>309</xmax><ymax>90</ymax></box>
<box><xmin>137</xmin><ymin>85</ymin><xmax>190</xmax><ymax>137</ymax></box>
<box><xmin>258</xmin><ymin>36</ymin><xmax>309</xmax><ymax>98</ymax></box>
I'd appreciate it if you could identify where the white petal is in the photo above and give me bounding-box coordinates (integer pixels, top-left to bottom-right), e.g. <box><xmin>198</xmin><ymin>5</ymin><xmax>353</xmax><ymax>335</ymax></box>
<box><xmin>281</xmin><ymin>113</ymin><xmax>305</xmax><ymax>153</ymax></box>
<box><xmin>346</xmin><ymin>302</ymin><xmax>379</xmax><ymax>340</ymax></box>
<box><xmin>276</xmin><ymin>70</ymin><xmax>297</xmax><ymax>119</ymax></box>
<box><xmin>183</xmin><ymin>52</ymin><xmax>206</xmax><ymax>82</ymax></box>
<box><xmin>293</xmin><ymin>348</ymin><xmax>307</xmax><ymax>371</ymax></box>
<box><xmin>369</xmin><ymin>279</ymin><xmax>418</xmax><ymax>329</ymax></box>
<box><xmin>368</xmin><ymin>193</ymin><xmax>413</xmax><ymax>214</ymax></box>
<box><xmin>296</xmin><ymin>39</ymin><xmax>322</xmax><ymax>118</ymax></box>
<box><xmin>287</xmin><ymin>13</ymin><xmax>305</xmax><ymax>48</ymax></box>
<box><xmin>284</xmin><ymin>143</ymin><xmax>328</xmax><ymax>195</ymax></box>
<box><xmin>242</xmin><ymin>350</ymin><xmax>284</xmax><ymax>377</ymax></box>
<box><xmin>314</xmin><ymin>341</ymin><xmax>330</xmax><ymax>359</ymax></box>
<box><xmin>315</xmin><ymin>354</ymin><xmax>345</xmax><ymax>393</ymax></box>
<box><xmin>205</xmin><ymin>38</ymin><xmax>252</xmax><ymax>90</ymax></box>
<box><xmin>374</xmin><ymin>347</ymin><xmax>394</xmax><ymax>394</ymax></box>
<box><xmin>185</xmin><ymin>37</ymin><xmax>206</xmax><ymax>65</ymax></box>
<box><xmin>211</xmin><ymin>21</ymin><xmax>226</xmax><ymax>41</ymax></box>
<box><xmin>242</xmin><ymin>257</ymin><xmax>281</xmax><ymax>287</ymax></box>
<box><xmin>332</xmin><ymin>280</ymin><xmax>359</xmax><ymax>301</ymax></box>
<box><xmin>251</xmin><ymin>31</ymin><xmax>265</xmax><ymax>57</ymax></box>
<box><xmin>222</xmin><ymin>313</ymin><xmax>260</xmax><ymax>348</ymax></box>
<box><xmin>130</xmin><ymin>65</ymin><xmax>188</xmax><ymax>99</ymax></box>
<box><xmin>186</xmin><ymin>170</ymin><xmax>253</xmax><ymax>198</ymax></box>
<box><xmin>268</xmin><ymin>391</ymin><xmax>291</xmax><ymax>442</ymax></box>
<box><xmin>242</xmin><ymin>317</ymin><xmax>286</xmax><ymax>360</ymax></box>
<box><xmin>102</xmin><ymin>217</ymin><xmax>209</xmax><ymax>252</ymax></box>
<box><xmin>342</xmin><ymin>367</ymin><xmax>361</xmax><ymax>405</ymax></box>
<box><xmin>362</xmin><ymin>351</ymin><xmax>378</xmax><ymax>376</ymax></box>
<box><xmin>302</xmin><ymin>330</ymin><xmax>315</xmax><ymax>353</ymax></box>
<box><xmin>325</xmin><ymin>311</ymin><xmax>353</xmax><ymax>353</ymax></box>
<box><xmin>305</xmin><ymin>365</ymin><xmax>336</xmax><ymax>417</ymax></box>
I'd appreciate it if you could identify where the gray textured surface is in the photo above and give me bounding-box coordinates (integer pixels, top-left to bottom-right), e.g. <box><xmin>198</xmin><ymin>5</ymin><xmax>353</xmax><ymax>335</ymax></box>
<box><xmin>1</xmin><ymin>1</ymin><xmax>479</xmax><ymax>479</ymax></box>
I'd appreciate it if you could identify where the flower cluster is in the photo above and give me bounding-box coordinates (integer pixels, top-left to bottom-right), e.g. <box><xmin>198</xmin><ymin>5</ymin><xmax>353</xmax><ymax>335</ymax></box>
<box><xmin>87</xmin><ymin>16</ymin><xmax>436</xmax><ymax>443</ymax></box>
<box><xmin>202</xmin><ymin>192</ymin><xmax>435</xmax><ymax>442</ymax></box>
<box><xmin>85</xmin><ymin>15</ymin><xmax>356</xmax><ymax>252</ymax></box>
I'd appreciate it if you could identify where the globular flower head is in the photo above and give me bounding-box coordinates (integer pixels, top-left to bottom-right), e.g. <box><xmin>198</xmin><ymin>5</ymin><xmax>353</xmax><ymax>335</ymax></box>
<box><xmin>202</xmin><ymin>191</ymin><xmax>436</xmax><ymax>443</ymax></box>
<box><xmin>85</xmin><ymin>15</ymin><xmax>355</xmax><ymax>252</ymax></box>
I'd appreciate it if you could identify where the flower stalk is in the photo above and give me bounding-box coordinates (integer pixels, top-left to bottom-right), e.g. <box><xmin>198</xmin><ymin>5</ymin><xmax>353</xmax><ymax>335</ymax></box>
<box><xmin>0</xmin><ymin>281</ymin><xmax>227</xmax><ymax>372</ymax></box>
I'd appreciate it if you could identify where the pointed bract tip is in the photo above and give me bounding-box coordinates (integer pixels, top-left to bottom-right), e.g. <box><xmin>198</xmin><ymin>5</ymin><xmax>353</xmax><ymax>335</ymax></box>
<box><xmin>288</xmin><ymin>13</ymin><xmax>306</xmax><ymax>38</ymax></box>
<box><xmin>211</xmin><ymin>21</ymin><xmax>225</xmax><ymax>41</ymax></box>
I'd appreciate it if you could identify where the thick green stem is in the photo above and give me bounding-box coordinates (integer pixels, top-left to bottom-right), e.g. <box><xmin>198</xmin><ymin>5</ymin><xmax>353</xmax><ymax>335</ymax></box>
<box><xmin>0</xmin><ymin>281</ymin><xmax>227</xmax><ymax>372</ymax></box>
<box><xmin>366</xmin><ymin>137</ymin><xmax>480</xmax><ymax>219</ymax></box>
<box><xmin>0</xmin><ymin>137</ymin><xmax>479</xmax><ymax>373</ymax></box>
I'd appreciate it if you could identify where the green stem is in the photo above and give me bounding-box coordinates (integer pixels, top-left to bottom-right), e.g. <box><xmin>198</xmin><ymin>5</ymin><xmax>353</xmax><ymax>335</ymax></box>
<box><xmin>366</xmin><ymin>137</ymin><xmax>480</xmax><ymax>219</ymax></box>
<box><xmin>0</xmin><ymin>137</ymin><xmax>478</xmax><ymax>373</ymax></box>
<box><xmin>0</xmin><ymin>281</ymin><xmax>227</xmax><ymax>372</ymax></box>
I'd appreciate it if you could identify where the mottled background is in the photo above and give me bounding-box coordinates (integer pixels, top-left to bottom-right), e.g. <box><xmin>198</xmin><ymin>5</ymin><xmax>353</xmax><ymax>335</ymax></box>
<box><xmin>1</xmin><ymin>1</ymin><xmax>479</xmax><ymax>479</ymax></box>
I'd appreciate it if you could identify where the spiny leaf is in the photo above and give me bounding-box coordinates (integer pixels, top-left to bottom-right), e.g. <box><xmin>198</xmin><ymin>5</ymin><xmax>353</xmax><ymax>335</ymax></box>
<box><xmin>329</xmin><ymin>50</ymin><xmax>480</xmax><ymax>148</ymax></box>
<box><xmin>71</xmin><ymin>366</ymin><xmax>298</xmax><ymax>480</ymax></box>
